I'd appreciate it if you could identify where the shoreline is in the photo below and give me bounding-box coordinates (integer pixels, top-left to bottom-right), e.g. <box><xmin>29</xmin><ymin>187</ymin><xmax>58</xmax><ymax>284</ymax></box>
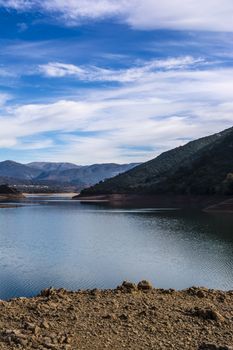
<box><xmin>0</xmin><ymin>204</ymin><xmax>21</xmax><ymax>208</ymax></box>
<box><xmin>0</xmin><ymin>194</ymin><xmax>25</xmax><ymax>200</ymax></box>
<box><xmin>23</xmin><ymin>192</ymin><xmax>78</xmax><ymax>199</ymax></box>
<box><xmin>0</xmin><ymin>282</ymin><xmax>232</xmax><ymax>349</ymax></box>
<box><xmin>23</xmin><ymin>193</ymin><xmax>78</xmax><ymax>196</ymax></box>
<box><xmin>0</xmin><ymin>193</ymin><xmax>77</xmax><ymax>208</ymax></box>
<box><xmin>75</xmin><ymin>193</ymin><xmax>233</xmax><ymax>212</ymax></box>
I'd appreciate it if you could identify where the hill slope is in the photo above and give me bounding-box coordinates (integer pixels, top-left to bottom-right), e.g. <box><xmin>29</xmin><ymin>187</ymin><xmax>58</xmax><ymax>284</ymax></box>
<box><xmin>36</xmin><ymin>163</ymin><xmax>140</xmax><ymax>186</ymax></box>
<box><xmin>27</xmin><ymin>162</ymin><xmax>80</xmax><ymax>172</ymax></box>
<box><xmin>81</xmin><ymin>127</ymin><xmax>233</xmax><ymax>196</ymax></box>
<box><xmin>0</xmin><ymin>161</ymin><xmax>139</xmax><ymax>191</ymax></box>
<box><xmin>155</xmin><ymin>129</ymin><xmax>233</xmax><ymax>195</ymax></box>
<box><xmin>0</xmin><ymin>161</ymin><xmax>41</xmax><ymax>180</ymax></box>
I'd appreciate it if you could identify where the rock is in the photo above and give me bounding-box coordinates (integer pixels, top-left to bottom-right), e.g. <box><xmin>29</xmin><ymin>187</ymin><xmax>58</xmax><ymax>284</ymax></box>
<box><xmin>40</xmin><ymin>287</ymin><xmax>57</xmax><ymax>297</ymax></box>
<box><xmin>187</xmin><ymin>287</ymin><xmax>208</xmax><ymax>297</ymax></box>
<box><xmin>198</xmin><ymin>343</ymin><xmax>233</xmax><ymax>350</ymax></box>
<box><xmin>42</xmin><ymin>341</ymin><xmax>58</xmax><ymax>349</ymax></box>
<box><xmin>90</xmin><ymin>288</ymin><xmax>100</xmax><ymax>295</ymax></box>
<box><xmin>119</xmin><ymin>313</ymin><xmax>129</xmax><ymax>321</ymax></box>
<box><xmin>16</xmin><ymin>337</ymin><xmax>28</xmax><ymax>346</ymax></box>
<box><xmin>41</xmin><ymin>320</ymin><xmax>50</xmax><ymax>329</ymax></box>
<box><xmin>0</xmin><ymin>282</ymin><xmax>232</xmax><ymax>350</ymax></box>
<box><xmin>119</xmin><ymin>281</ymin><xmax>137</xmax><ymax>292</ymax></box>
<box><xmin>137</xmin><ymin>280</ymin><xmax>153</xmax><ymax>291</ymax></box>
<box><xmin>9</xmin><ymin>329</ymin><xmax>27</xmax><ymax>339</ymax></box>
<box><xmin>1</xmin><ymin>329</ymin><xmax>29</xmax><ymax>346</ymax></box>
<box><xmin>25</xmin><ymin>322</ymin><xmax>40</xmax><ymax>335</ymax></box>
<box><xmin>102</xmin><ymin>314</ymin><xmax>112</xmax><ymax>319</ymax></box>
<box><xmin>196</xmin><ymin>290</ymin><xmax>206</xmax><ymax>298</ymax></box>
<box><xmin>188</xmin><ymin>307</ymin><xmax>224</xmax><ymax>321</ymax></box>
<box><xmin>63</xmin><ymin>334</ymin><xmax>71</xmax><ymax>344</ymax></box>
<box><xmin>162</xmin><ymin>289</ymin><xmax>175</xmax><ymax>294</ymax></box>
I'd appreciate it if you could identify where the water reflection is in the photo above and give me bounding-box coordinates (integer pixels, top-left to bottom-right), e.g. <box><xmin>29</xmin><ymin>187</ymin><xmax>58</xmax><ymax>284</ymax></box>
<box><xmin>0</xmin><ymin>195</ymin><xmax>232</xmax><ymax>300</ymax></box>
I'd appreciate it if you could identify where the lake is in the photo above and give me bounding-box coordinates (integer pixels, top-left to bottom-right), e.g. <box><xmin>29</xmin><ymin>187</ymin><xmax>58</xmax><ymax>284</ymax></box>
<box><xmin>0</xmin><ymin>194</ymin><xmax>232</xmax><ymax>300</ymax></box>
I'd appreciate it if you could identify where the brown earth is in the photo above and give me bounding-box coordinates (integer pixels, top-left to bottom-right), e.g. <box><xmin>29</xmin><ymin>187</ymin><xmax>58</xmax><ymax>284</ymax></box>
<box><xmin>0</xmin><ymin>194</ymin><xmax>24</xmax><ymax>201</ymax></box>
<box><xmin>0</xmin><ymin>204</ymin><xmax>21</xmax><ymax>208</ymax></box>
<box><xmin>0</xmin><ymin>281</ymin><xmax>232</xmax><ymax>350</ymax></box>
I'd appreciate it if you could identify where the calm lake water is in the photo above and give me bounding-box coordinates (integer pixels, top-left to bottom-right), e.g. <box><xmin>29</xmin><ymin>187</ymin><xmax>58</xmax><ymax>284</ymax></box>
<box><xmin>0</xmin><ymin>194</ymin><xmax>232</xmax><ymax>299</ymax></box>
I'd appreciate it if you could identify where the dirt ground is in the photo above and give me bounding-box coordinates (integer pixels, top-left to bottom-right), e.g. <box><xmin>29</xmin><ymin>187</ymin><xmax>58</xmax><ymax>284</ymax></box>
<box><xmin>0</xmin><ymin>281</ymin><xmax>232</xmax><ymax>350</ymax></box>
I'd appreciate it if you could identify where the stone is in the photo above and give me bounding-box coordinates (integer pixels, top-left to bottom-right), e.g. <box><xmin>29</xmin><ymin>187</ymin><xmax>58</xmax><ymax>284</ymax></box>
<box><xmin>198</xmin><ymin>343</ymin><xmax>233</xmax><ymax>350</ymax></box>
<box><xmin>188</xmin><ymin>307</ymin><xmax>224</xmax><ymax>321</ymax></box>
<box><xmin>137</xmin><ymin>280</ymin><xmax>153</xmax><ymax>291</ymax></box>
<box><xmin>118</xmin><ymin>281</ymin><xmax>137</xmax><ymax>292</ymax></box>
<box><xmin>196</xmin><ymin>290</ymin><xmax>206</xmax><ymax>298</ymax></box>
<box><xmin>41</xmin><ymin>320</ymin><xmax>50</xmax><ymax>329</ymax></box>
<box><xmin>40</xmin><ymin>287</ymin><xmax>57</xmax><ymax>297</ymax></box>
<box><xmin>119</xmin><ymin>313</ymin><xmax>128</xmax><ymax>321</ymax></box>
<box><xmin>0</xmin><ymin>281</ymin><xmax>232</xmax><ymax>350</ymax></box>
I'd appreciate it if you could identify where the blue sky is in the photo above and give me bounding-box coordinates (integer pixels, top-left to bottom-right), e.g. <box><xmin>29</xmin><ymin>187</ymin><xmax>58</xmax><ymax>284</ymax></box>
<box><xmin>0</xmin><ymin>0</ymin><xmax>233</xmax><ymax>164</ymax></box>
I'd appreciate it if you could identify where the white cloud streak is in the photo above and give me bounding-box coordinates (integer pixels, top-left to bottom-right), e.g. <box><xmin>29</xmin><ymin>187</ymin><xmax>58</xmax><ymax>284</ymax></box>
<box><xmin>1</xmin><ymin>0</ymin><xmax>233</xmax><ymax>32</ymax></box>
<box><xmin>0</xmin><ymin>93</ymin><xmax>12</xmax><ymax>107</ymax></box>
<box><xmin>0</xmin><ymin>65</ymin><xmax>233</xmax><ymax>163</ymax></box>
<box><xmin>39</xmin><ymin>56</ymin><xmax>205</xmax><ymax>82</ymax></box>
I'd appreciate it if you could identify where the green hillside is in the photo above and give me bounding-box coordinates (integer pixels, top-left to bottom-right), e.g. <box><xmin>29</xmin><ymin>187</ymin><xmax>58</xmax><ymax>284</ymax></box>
<box><xmin>81</xmin><ymin>127</ymin><xmax>233</xmax><ymax>196</ymax></box>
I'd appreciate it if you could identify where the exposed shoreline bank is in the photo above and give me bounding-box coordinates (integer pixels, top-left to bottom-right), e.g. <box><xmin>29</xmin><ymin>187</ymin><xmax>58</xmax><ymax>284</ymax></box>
<box><xmin>0</xmin><ymin>194</ymin><xmax>25</xmax><ymax>201</ymax></box>
<box><xmin>23</xmin><ymin>193</ymin><xmax>78</xmax><ymax>196</ymax></box>
<box><xmin>0</xmin><ymin>204</ymin><xmax>21</xmax><ymax>208</ymax></box>
<box><xmin>74</xmin><ymin>193</ymin><xmax>233</xmax><ymax>212</ymax></box>
<box><xmin>0</xmin><ymin>282</ymin><xmax>232</xmax><ymax>349</ymax></box>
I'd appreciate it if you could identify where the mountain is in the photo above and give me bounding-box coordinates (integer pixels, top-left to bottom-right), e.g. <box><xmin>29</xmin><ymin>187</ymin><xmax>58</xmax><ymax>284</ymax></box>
<box><xmin>0</xmin><ymin>161</ymin><xmax>41</xmax><ymax>180</ymax></box>
<box><xmin>156</xmin><ymin>128</ymin><xmax>233</xmax><ymax>195</ymax></box>
<box><xmin>80</xmin><ymin>127</ymin><xmax>233</xmax><ymax>196</ymax></box>
<box><xmin>0</xmin><ymin>160</ymin><xmax>139</xmax><ymax>191</ymax></box>
<box><xmin>36</xmin><ymin>163</ymin><xmax>140</xmax><ymax>186</ymax></box>
<box><xmin>27</xmin><ymin>162</ymin><xmax>80</xmax><ymax>172</ymax></box>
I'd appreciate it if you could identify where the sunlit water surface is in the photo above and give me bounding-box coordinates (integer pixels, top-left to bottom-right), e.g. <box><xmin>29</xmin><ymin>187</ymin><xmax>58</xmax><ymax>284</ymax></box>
<box><xmin>0</xmin><ymin>194</ymin><xmax>232</xmax><ymax>299</ymax></box>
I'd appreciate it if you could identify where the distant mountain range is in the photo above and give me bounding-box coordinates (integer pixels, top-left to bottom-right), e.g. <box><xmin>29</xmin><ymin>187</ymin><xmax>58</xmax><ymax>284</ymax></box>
<box><xmin>0</xmin><ymin>161</ymin><xmax>139</xmax><ymax>192</ymax></box>
<box><xmin>81</xmin><ymin>127</ymin><xmax>233</xmax><ymax>196</ymax></box>
<box><xmin>27</xmin><ymin>162</ymin><xmax>81</xmax><ymax>172</ymax></box>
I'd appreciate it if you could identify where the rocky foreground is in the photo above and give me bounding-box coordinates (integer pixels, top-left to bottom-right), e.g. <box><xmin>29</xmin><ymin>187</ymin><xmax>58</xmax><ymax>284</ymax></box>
<box><xmin>0</xmin><ymin>281</ymin><xmax>232</xmax><ymax>350</ymax></box>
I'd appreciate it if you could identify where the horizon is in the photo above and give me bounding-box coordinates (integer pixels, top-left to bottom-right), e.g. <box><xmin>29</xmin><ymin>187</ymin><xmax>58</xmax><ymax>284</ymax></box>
<box><xmin>0</xmin><ymin>159</ymin><xmax>141</xmax><ymax>166</ymax></box>
<box><xmin>0</xmin><ymin>1</ymin><xmax>233</xmax><ymax>164</ymax></box>
<box><xmin>0</xmin><ymin>123</ymin><xmax>232</xmax><ymax>166</ymax></box>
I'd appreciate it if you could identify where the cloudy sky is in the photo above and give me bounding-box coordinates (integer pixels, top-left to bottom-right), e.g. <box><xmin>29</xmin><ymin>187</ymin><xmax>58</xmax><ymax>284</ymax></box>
<box><xmin>0</xmin><ymin>0</ymin><xmax>233</xmax><ymax>164</ymax></box>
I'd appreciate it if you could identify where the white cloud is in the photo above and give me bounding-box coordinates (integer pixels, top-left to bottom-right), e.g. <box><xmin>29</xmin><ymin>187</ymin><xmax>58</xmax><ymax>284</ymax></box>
<box><xmin>39</xmin><ymin>62</ymin><xmax>85</xmax><ymax>78</ymax></box>
<box><xmin>0</xmin><ymin>67</ymin><xmax>15</xmax><ymax>78</ymax></box>
<box><xmin>39</xmin><ymin>56</ymin><xmax>205</xmax><ymax>82</ymax></box>
<box><xmin>0</xmin><ymin>0</ymin><xmax>32</xmax><ymax>10</ymax></box>
<box><xmin>1</xmin><ymin>0</ymin><xmax>233</xmax><ymax>32</ymax></box>
<box><xmin>0</xmin><ymin>65</ymin><xmax>233</xmax><ymax>163</ymax></box>
<box><xmin>0</xmin><ymin>138</ymin><xmax>17</xmax><ymax>148</ymax></box>
<box><xmin>0</xmin><ymin>93</ymin><xmax>12</xmax><ymax>107</ymax></box>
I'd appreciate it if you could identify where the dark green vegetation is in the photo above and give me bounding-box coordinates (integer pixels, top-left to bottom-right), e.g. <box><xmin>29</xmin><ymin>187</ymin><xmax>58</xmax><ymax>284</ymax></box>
<box><xmin>81</xmin><ymin>127</ymin><xmax>233</xmax><ymax>196</ymax></box>
<box><xmin>0</xmin><ymin>184</ymin><xmax>21</xmax><ymax>195</ymax></box>
<box><xmin>0</xmin><ymin>161</ymin><xmax>139</xmax><ymax>192</ymax></box>
<box><xmin>0</xmin><ymin>184</ymin><xmax>24</xmax><ymax>199</ymax></box>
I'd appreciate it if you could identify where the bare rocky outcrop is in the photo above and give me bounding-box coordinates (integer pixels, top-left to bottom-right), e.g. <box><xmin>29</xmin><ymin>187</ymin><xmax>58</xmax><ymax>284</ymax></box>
<box><xmin>0</xmin><ymin>282</ymin><xmax>232</xmax><ymax>349</ymax></box>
